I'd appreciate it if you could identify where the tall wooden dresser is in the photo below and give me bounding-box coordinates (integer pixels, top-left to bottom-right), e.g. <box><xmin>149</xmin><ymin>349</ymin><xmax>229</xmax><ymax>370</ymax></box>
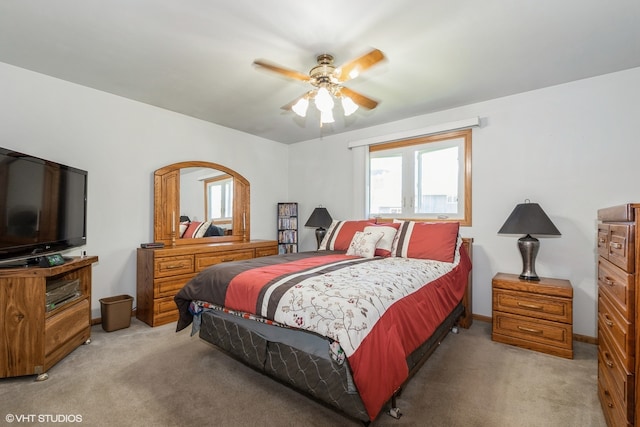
<box><xmin>136</xmin><ymin>240</ymin><xmax>278</xmax><ymax>327</ymax></box>
<box><xmin>597</xmin><ymin>203</ymin><xmax>640</xmax><ymax>426</ymax></box>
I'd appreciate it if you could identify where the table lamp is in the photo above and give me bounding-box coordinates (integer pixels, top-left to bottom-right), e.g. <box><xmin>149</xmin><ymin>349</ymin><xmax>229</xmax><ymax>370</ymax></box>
<box><xmin>305</xmin><ymin>207</ymin><xmax>333</xmax><ymax>249</ymax></box>
<box><xmin>498</xmin><ymin>201</ymin><xmax>561</xmax><ymax>281</ymax></box>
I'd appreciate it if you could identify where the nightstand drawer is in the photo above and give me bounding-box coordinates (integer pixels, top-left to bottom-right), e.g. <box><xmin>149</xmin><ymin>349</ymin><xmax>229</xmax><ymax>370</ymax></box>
<box><xmin>493</xmin><ymin>289</ymin><xmax>571</xmax><ymax>323</ymax></box>
<box><xmin>493</xmin><ymin>312</ymin><xmax>572</xmax><ymax>349</ymax></box>
<box><xmin>598</xmin><ymin>257</ymin><xmax>634</xmax><ymax>321</ymax></box>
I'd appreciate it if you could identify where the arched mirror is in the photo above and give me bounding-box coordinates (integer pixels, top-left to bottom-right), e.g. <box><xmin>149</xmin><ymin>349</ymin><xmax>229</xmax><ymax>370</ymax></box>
<box><xmin>153</xmin><ymin>161</ymin><xmax>250</xmax><ymax>245</ymax></box>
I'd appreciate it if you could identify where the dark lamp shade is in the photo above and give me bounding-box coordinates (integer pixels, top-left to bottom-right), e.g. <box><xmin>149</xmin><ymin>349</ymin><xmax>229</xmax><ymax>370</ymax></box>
<box><xmin>498</xmin><ymin>203</ymin><xmax>561</xmax><ymax>236</ymax></box>
<box><xmin>305</xmin><ymin>207</ymin><xmax>333</xmax><ymax>229</ymax></box>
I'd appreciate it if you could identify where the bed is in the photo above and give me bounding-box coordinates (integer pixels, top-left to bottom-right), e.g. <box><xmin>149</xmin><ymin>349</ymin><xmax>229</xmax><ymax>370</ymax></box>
<box><xmin>175</xmin><ymin>220</ymin><xmax>473</xmax><ymax>423</ymax></box>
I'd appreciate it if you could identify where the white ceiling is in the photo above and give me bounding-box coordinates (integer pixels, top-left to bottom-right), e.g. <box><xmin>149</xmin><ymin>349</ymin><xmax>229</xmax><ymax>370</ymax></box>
<box><xmin>1</xmin><ymin>1</ymin><xmax>639</xmax><ymax>144</ymax></box>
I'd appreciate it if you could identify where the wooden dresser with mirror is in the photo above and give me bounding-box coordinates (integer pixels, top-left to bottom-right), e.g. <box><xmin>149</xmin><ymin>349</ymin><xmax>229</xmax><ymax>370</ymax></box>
<box><xmin>136</xmin><ymin>161</ymin><xmax>278</xmax><ymax>327</ymax></box>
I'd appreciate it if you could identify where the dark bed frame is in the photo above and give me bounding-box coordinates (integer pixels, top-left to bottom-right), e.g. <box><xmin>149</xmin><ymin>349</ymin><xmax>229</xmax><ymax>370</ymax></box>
<box><xmin>196</xmin><ymin>238</ymin><xmax>473</xmax><ymax>424</ymax></box>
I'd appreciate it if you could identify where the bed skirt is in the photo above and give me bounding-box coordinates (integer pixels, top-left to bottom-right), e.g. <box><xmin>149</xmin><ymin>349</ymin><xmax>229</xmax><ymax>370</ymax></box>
<box><xmin>198</xmin><ymin>302</ymin><xmax>465</xmax><ymax>422</ymax></box>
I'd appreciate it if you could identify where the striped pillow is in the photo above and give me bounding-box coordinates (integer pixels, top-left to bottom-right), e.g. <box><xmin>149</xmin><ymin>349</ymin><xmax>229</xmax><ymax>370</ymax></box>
<box><xmin>390</xmin><ymin>221</ymin><xmax>460</xmax><ymax>262</ymax></box>
<box><xmin>319</xmin><ymin>220</ymin><xmax>375</xmax><ymax>251</ymax></box>
<box><xmin>182</xmin><ymin>221</ymin><xmax>212</xmax><ymax>239</ymax></box>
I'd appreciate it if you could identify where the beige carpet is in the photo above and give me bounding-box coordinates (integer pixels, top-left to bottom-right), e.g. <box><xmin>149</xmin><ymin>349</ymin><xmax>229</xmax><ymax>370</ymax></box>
<box><xmin>0</xmin><ymin>319</ymin><xmax>606</xmax><ymax>427</ymax></box>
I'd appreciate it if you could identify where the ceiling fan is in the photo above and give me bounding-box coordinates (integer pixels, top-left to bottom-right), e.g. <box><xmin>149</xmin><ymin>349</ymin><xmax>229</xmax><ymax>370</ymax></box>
<box><xmin>253</xmin><ymin>48</ymin><xmax>385</xmax><ymax>124</ymax></box>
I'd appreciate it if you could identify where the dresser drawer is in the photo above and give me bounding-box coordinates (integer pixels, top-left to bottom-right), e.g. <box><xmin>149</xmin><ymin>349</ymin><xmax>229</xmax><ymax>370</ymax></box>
<box><xmin>493</xmin><ymin>312</ymin><xmax>572</xmax><ymax>350</ymax></box>
<box><xmin>255</xmin><ymin>246</ymin><xmax>279</xmax><ymax>257</ymax></box>
<box><xmin>598</xmin><ymin>331</ymin><xmax>634</xmax><ymax>412</ymax></box>
<box><xmin>597</xmin><ymin>223</ymin><xmax>610</xmax><ymax>260</ymax></box>
<box><xmin>598</xmin><ymin>257</ymin><xmax>634</xmax><ymax>321</ymax></box>
<box><xmin>152</xmin><ymin>296</ymin><xmax>179</xmax><ymax>326</ymax></box>
<box><xmin>154</xmin><ymin>255</ymin><xmax>194</xmax><ymax>278</ymax></box>
<box><xmin>598</xmin><ymin>291</ymin><xmax>633</xmax><ymax>371</ymax></box>
<box><xmin>45</xmin><ymin>298</ymin><xmax>90</xmax><ymax>357</ymax></box>
<box><xmin>195</xmin><ymin>249</ymin><xmax>254</xmax><ymax>271</ymax></box>
<box><xmin>154</xmin><ymin>274</ymin><xmax>194</xmax><ymax>298</ymax></box>
<box><xmin>608</xmin><ymin>223</ymin><xmax>635</xmax><ymax>272</ymax></box>
<box><xmin>598</xmin><ymin>362</ymin><xmax>633</xmax><ymax>426</ymax></box>
<box><xmin>493</xmin><ymin>289</ymin><xmax>571</xmax><ymax>323</ymax></box>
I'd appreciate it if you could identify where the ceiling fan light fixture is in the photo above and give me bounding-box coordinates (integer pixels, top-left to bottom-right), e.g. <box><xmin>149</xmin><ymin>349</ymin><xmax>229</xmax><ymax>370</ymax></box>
<box><xmin>291</xmin><ymin>97</ymin><xmax>309</xmax><ymax>117</ymax></box>
<box><xmin>341</xmin><ymin>95</ymin><xmax>358</xmax><ymax>116</ymax></box>
<box><xmin>254</xmin><ymin>48</ymin><xmax>385</xmax><ymax>125</ymax></box>
<box><xmin>314</xmin><ymin>87</ymin><xmax>334</xmax><ymax>113</ymax></box>
<box><xmin>320</xmin><ymin>109</ymin><xmax>335</xmax><ymax>124</ymax></box>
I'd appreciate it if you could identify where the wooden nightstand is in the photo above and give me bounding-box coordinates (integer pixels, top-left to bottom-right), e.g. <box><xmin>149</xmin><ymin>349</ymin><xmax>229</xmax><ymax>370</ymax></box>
<box><xmin>492</xmin><ymin>272</ymin><xmax>573</xmax><ymax>359</ymax></box>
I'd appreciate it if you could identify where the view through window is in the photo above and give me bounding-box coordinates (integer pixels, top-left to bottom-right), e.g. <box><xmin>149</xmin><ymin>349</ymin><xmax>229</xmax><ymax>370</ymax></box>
<box><xmin>368</xmin><ymin>129</ymin><xmax>472</xmax><ymax>225</ymax></box>
<box><xmin>205</xmin><ymin>175</ymin><xmax>233</xmax><ymax>223</ymax></box>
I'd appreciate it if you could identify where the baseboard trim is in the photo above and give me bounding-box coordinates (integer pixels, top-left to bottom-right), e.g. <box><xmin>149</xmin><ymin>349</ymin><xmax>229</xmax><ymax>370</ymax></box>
<box><xmin>474</xmin><ymin>314</ymin><xmax>597</xmax><ymax>345</ymax></box>
<box><xmin>473</xmin><ymin>314</ymin><xmax>492</xmax><ymax>323</ymax></box>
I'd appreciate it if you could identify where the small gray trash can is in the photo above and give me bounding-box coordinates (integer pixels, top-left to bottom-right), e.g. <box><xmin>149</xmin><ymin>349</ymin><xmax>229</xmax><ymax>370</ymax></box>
<box><xmin>100</xmin><ymin>295</ymin><xmax>133</xmax><ymax>332</ymax></box>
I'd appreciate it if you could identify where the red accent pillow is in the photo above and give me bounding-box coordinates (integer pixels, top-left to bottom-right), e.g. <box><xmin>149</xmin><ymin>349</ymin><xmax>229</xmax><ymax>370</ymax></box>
<box><xmin>391</xmin><ymin>221</ymin><xmax>460</xmax><ymax>262</ymax></box>
<box><xmin>319</xmin><ymin>220</ymin><xmax>375</xmax><ymax>251</ymax></box>
<box><xmin>182</xmin><ymin>221</ymin><xmax>210</xmax><ymax>239</ymax></box>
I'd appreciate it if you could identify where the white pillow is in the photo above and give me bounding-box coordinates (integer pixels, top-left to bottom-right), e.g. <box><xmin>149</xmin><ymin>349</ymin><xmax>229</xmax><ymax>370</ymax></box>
<box><xmin>364</xmin><ymin>225</ymin><xmax>398</xmax><ymax>257</ymax></box>
<box><xmin>346</xmin><ymin>231</ymin><xmax>384</xmax><ymax>258</ymax></box>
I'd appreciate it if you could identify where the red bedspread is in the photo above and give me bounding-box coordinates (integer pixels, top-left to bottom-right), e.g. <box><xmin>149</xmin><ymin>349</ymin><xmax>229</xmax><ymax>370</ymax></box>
<box><xmin>175</xmin><ymin>247</ymin><xmax>471</xmax><ymax>420</ymax></box>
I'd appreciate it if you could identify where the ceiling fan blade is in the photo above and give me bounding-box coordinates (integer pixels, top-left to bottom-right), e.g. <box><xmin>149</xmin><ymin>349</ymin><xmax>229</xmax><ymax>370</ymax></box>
<box><xmin>335</xmin><ymin>48</ymin><xmax>385</xmax><ymax>82</ymax></box>
<box><xmin>253</xmin><ymin>59</ymin><xmax>310</xmax><ymax>82</ymax></box>
<box><xmin>338</xmin><ymin>86</ymin><xmax>379</xmax><ymax>110</ymax></box>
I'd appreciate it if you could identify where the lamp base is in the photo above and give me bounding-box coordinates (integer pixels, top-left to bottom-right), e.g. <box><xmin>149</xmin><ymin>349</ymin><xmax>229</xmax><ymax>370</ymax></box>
<box><xmin>518</xmin><ymin>234</ymin><xmax>540</xmax><ymax>281</ymax></box>
<box><xmin>315</xmin><ymin>228</ymin><xmax>327</xmax><ymax>250</ymax></box>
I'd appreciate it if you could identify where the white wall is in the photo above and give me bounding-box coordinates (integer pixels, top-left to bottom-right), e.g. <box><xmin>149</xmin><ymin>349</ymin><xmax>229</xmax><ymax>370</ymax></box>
<box><xmin>0</xmin><ymin>62</ymin><xmax>289</xmax><ymax>318</ymax></box>
<box><xmin>289</xmin><ymin>66</ymin><xmax>640</xmax><ymax>338</ymax></box>
<box><xmin>3</xmin><ymin>58</ymin><xmax>638</xmax><ymax>338</ymax></box>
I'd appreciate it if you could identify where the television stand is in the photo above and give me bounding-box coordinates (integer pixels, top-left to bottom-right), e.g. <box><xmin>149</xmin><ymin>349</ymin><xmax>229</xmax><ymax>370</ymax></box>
<box><xmin>0</xmin><ymin>256</ymin><xmax>98</xmax><ymax>380</ymax></box>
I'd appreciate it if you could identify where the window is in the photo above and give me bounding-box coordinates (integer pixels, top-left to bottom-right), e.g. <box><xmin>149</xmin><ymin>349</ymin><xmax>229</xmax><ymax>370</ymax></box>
<box><xmin>368</xmin><ymin>129</ymin><xmax>472</xmax><ymax>225</ymax></box>
<box><xmin>205</xmin><ymin>174</ymin><xmax>233</xmax><ymax>224</ymax></box>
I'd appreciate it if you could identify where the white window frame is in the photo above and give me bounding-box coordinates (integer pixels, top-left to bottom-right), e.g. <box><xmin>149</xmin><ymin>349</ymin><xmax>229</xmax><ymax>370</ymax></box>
<box><xmin>205</xmin><ymin>174</ymin><xmax>233</xmax><ymax>224</ymax></box>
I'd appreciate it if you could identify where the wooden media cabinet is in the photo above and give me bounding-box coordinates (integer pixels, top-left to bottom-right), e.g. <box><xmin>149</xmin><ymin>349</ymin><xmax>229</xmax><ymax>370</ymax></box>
<box><xmin>0</xmin><ymin>256</ymin><xmax>98</xmax><ymax>380</ymax></box>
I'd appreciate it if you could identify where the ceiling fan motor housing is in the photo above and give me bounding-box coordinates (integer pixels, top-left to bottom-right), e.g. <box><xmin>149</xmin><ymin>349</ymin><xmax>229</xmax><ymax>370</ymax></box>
<box><xmin>310</xmin><ymin>54</ymin><xmax>338</xmax><ymax>87</ymax></box>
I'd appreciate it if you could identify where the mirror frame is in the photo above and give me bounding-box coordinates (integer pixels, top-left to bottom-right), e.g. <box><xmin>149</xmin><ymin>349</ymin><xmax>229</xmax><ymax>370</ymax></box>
<box><xmin>153</xmin><ymin>161</ymin><xmax>250</xmax><ymax>246</ymax></box>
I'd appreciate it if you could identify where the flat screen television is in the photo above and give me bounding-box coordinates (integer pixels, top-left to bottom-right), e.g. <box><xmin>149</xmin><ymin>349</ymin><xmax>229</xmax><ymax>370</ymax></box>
<box><xmin>0</xmin><ymin>147</ymin><xmax>87</xmax><ymax>266</ymax></box>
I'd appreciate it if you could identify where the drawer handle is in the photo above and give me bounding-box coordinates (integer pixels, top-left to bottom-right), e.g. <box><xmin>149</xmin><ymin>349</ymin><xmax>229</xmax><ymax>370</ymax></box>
<box><xmin>165</xmin><ymin>264</ymin><xmax>185</xmax><ymax>269</ymax></box>
<box><xmin>517</xmin><ymin>326</ymin><xmax>543</xmax><ymax>334</ymax></box>
<box><xmin>517</xmin><ymin>302</ymin><xmax>543</xmax><ymax>310</ymax></box>
<box><xmin>604</xmin><ymin>314</ymin><xmax>614</xmax><ymax>327</ymax></box>
<box><xmin>598</xmin><ymin>238</ymin><xmax>606</xmax><ymax>244</ymax></box>
<box><xmin>604</xmin><ymin>277</ymin><xmax>615</xmax><ymax>286</ymax></box>
<box><xmin>603</xmin><ymin>390</ymin><xmax>614</xmax><ymax>407</ymax></box>
<box><xmin>221</xmin><ymin>258</ymin><xmax>235</xmax><ymax>262</ymax></box>
<box><xmin>604</xmin><ymin>352</ymin><xmax>614</xmax><ymax>368</ymax></box>
<box><xmin>609</xmin><ymin>242</ymin><xmax>622</xmax><ymax>250</ymax></box>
